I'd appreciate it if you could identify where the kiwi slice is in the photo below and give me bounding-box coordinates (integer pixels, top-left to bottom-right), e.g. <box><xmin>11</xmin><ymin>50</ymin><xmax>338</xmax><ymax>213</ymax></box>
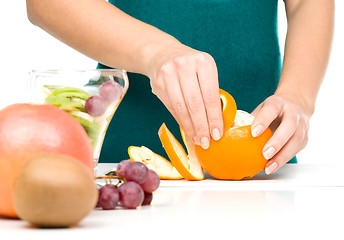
<box><xmin>44</xmin><ymin>85</ymin><xmax>100</xmax><ymax>147</ymax></box>
<box><xmin>55</xmin><ymin>91</ymin><xmax>91</xmax><ymax>101</ymax></box>
<box><xmin>45</xmin><ymin>95</ymin><xmax>61</xmax><ymax>107</ymax></box>
<box><xmin>45</xmin><ymin>95</ymin><xmax>85</xmax><ymax>112</ymax></box>
<box><xmin>50</xmin><ymin>87</ymin><xmax>89</xmax><ymax>96</ymax></box>
<box><xmin>71</xmin><ymin>115</ymin><xmax>100</xmax><ymax>148</ymax></box>
<box><xmin>58</xmin><ymin>105</ymin><xmax>80</xmax><ymax>112</ymax></box>
<box><xmin>43</xmin><ymin>85</ymin><xmax>62</xmax><ymax>90</ymax></box>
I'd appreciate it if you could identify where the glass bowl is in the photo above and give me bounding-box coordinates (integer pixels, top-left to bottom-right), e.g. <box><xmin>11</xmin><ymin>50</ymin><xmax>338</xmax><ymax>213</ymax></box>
<box><xmin>27</xmin><ymin>69</ymin><xmax>129</xmax><ymax>175</ymax></box>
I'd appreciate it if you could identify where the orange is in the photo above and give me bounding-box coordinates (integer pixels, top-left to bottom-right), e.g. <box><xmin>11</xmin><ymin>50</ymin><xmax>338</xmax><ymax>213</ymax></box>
<box><xmin>128</xmin><ymin>146</ymin><xmax>183</xmax><ymax>180</ymax></box>
<box><xmin>0</xmin><ymin>103</ymin><xmax>94</xmax><ymax>218</ymax></box>
<box><xmin>194</xmin><ymin>90</ymin><xmax>272</xmax><ymax>180</ymax></box>
<box><xmin>158</xmin><ymin>89</ymin><xmax>272</xmax><ymax>181</ymax></box>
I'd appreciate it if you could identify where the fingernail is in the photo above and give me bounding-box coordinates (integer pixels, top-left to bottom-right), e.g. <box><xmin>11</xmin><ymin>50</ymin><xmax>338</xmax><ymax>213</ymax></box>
<box><xmin>200</xmin><ymin>137</ymin><xmax>210</xmax><ymax>149</ymax></box>
<box><xmin>265</xmin><ymin>161</ymin><xmax>278</xmax><ymax>175</ymax></box>
<box><xmin>263</xmin><ymin>146</ymin><xmax>275</xmax><ymax>160</ymax></box>
<box><xmin>211</xmin><ymin>128</ymin><xmax>221</xmax><ymax>141</ymax></box>
<box><xmin>193</xmin><ymin>136</ymin><xmax>199</xmax><ymax>145</ymax></box>
<box><xmin>252</xmin><ymin>125</ymin><xmax>263</xmax><ymax>137</ymax></box>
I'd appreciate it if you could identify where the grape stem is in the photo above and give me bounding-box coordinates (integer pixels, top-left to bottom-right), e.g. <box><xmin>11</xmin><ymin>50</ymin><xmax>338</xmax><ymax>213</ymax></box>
<box><xmin>95</xmin><ymin>174</ymin><xmax>126</xmax><ymax>186</ymax></box>
<box><xmin>94</xmin><ymin>176</ymin><xmax>123</xmax><ymax>180</ymax></box>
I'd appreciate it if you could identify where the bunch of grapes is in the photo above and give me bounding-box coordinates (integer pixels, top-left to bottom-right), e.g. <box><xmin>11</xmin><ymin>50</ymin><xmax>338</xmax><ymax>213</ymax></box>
<box><xmin>96</xmin><ymin>160</ymin><xmax>160</xmax><ymax>210</ymax></box>
<box><xmin>85</xmin><ymin>81</ymin><xmax>122</xmax><ymax>117</ymax></box>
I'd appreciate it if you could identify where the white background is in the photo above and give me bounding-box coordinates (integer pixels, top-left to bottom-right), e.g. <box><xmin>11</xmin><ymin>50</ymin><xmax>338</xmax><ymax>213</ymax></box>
<box><xmin>0</xmin><ymin>1</ymin><xmax>343</xmax><ymax>164</ymax></box>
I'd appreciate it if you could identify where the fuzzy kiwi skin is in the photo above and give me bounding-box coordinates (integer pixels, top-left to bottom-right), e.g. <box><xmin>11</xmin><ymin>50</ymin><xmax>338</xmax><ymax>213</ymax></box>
<box><xmin>13</xmin><ymin>154</ymin><xmax>98</xmax><ymax>228</ymax></box>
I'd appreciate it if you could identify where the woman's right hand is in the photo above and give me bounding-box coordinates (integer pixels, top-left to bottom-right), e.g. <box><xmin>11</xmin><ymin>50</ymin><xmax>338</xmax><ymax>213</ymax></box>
<box><xmin>146</xmin><ymin>43</ymin><xmax>223</xmax><ymax>149</ymax></box>
<box><xmin>25</xmin><ymin>0</ymin><xmax>222</xmax><ymax>147</ymax></box>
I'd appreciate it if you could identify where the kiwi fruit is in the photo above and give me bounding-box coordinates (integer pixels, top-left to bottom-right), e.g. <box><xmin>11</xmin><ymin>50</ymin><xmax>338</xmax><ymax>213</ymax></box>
<box><xmin>45</xmin><ymin>94</ymin><xmax>86</xmax><ymax>111</ymax></box>
<box><xmin>43</xmin><ymin>85</ymin><xmax>101</xmax><ymax>148</ymax></box>
<box><xmin>55</xmin><ymin>91</ymin><xmax>91</xmax><ymax>101</ymax></box>
<box><xmin>13</xmin><ymin>154</ymin><xmax>98</xmax><ymax>228</ymax></box>
<box><xmin>44</xmin><ymin>86</ymin><xmax>92</xmax><ymax>112</ymax></box>
<box><xmin>50</xmin><ymin>86</ymin><xmax>89</xmax><ymax>96</ymax></box>
<box><xmin>71</xmin><ymin>115</ymin><xmax>100</xmax><ymax>148</ymax></box>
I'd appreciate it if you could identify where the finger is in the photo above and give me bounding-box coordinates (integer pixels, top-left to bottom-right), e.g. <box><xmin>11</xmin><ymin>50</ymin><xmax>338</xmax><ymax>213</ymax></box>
<box><xmin>196</xmin><ymin>53</ymin><xmax>223</xmax><ymax>141</ymax></box>
<box><xmin>156</xmin><ymin>88</ymin><xmax>183</xmax><ymax>131</ymax></box>
<box><xmin>264</xmin><ymin>125</ymin><xmax>306</xmax><ymax>175</ymax></box>
<box><xmin>152</xmin><ymin>76</ymin><xmax>177</xmax><ymax>120</ymax></box>
<box><xmin>251</xmin><ymin>102</ymin><xmax>263</xmax><ymax>117</ymax></box>
<box><xmin>261</xmin><ymin>111</ymin><xmax>300</xmax><ymax>160</ymax></box>
<box><xmin>300</xmin><ymin>128</ymin><xmax>308</xmax><ymax>150</ymax></box>
<box><xmin>162</xmin><ymin>95</ymin><xmax>200</xmax><ymax>146</ymax></box>
<box><xmin>152</xmin><ymin>76</ymin><xmax>176</xmax><ymax>119</ymax></box>
<box><xmin>160</xmin><ymin>69</ymin><xmax>197</xmax><ymax>143</ymax></box>
<box><xmin>177</xmin><ymin>69</ymin><xmax>210</xmax><ymax>149</ymax></box>
<box><xmin>251</xmin><ymin>98</ymin><xmax>283</xmax><ymax>137</ymax></box>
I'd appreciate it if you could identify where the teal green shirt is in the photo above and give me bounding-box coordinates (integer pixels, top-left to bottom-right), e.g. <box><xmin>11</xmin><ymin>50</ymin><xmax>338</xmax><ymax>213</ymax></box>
<box><xmin>98</xmin><ymin>0</ymin><xmax>297</xmax><ymax>164</ymax></box>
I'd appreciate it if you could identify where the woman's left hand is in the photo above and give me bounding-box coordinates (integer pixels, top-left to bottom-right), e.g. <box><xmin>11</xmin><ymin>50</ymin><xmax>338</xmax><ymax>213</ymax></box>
<box><xmin>250</xmin><ymin>93</ymin><xmax>312</xmax><ymax>175</ymax></box>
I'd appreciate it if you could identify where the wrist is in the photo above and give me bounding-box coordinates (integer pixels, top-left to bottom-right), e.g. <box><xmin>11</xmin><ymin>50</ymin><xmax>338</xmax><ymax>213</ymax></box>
<box><xmin>139</xmin><ymin>37</ymin><xmax>185</xmax><ymax>78</ymax></box>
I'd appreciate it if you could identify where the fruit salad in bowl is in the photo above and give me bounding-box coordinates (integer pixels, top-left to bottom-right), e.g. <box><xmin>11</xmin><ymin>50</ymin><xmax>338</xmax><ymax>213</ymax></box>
<box><xmin>27</xmin><ymin>69</ymin><xmax>129</xmax><ymax>174</ymax></box>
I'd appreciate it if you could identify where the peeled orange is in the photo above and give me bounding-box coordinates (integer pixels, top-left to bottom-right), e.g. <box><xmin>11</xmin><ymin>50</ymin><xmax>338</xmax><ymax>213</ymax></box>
<box><xmin>158</xmin><ymin>89</ymin><xmax>272</xmax><ymax>180</ymax></box>
<box><xmin>194</xmin><ymin>90</ymin><xmax>272</xmax><ymax>180</ymax></box>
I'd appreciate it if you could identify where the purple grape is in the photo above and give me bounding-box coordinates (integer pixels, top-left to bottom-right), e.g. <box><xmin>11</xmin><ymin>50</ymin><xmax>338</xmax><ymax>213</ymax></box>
<box><xmin>99</xmin><ymin>81</ymin><xmax>122</xmax><ymax>102</ymax></box>
<box><xmin>140</xmin><ymin>169</ymin><xmax>160</xmax><ymax>193</ymax></box>
<box><xmin>124</xmin><ymin>162</ymin><xmax>149</xmax><ymax>184</ymax></box>
<box><xmin>98</xmin><ymin>184</ymin><xmax>119</xmax><ymax>210</ymax></box>
<box><xmin>116</xmin><ymin>160</ymin><xmax>131</xmax><ymax>178</ymax></box>
<box><xmin>142</xmin><ymin>192</ymin><xmax>153</xmax><ymax>206</ymax></box>
<box><xmin>85</xmin><ymin>95</ymin><xmax>107</xmax><ymax>117</ymax></box>
<box><xmin>118</xmin><ymin>181</ymin><xmax>144</xmax><ymax>209</ymax></box>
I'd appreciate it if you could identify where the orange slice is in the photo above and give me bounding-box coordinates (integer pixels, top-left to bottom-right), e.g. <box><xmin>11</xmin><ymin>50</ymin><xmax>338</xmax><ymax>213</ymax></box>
<box><xmin>128</xmin><ymin>146</ymin><xmax>183</xmax><ymax>180</ymax></box>
<box><xmin>158</xmin><ymin>123</ymin><xmax>204</xmax><ymax>181</ymax></box>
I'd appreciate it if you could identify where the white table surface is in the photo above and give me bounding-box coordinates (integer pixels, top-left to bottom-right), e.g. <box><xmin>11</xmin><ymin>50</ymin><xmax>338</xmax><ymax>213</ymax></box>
<box><xmin>1</xmin><ymin>163</ymin><xmax>344</xmax><ymax>239</ymax></box>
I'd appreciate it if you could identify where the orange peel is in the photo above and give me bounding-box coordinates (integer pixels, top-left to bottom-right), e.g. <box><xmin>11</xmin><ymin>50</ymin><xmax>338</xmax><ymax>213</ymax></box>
<box><xmin>158</xmin><ymin>123</ymin><xmax>204</xmax><ymax>181</ymax></box>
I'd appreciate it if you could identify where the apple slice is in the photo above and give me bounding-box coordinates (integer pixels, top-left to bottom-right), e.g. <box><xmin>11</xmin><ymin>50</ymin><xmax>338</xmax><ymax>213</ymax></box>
<box><xmin>128</xmin><ymin>146</ymin><xmax>183</xmax><ymax>180</ymax></box>
<box><xmin>158</xmin><ymin>123</ymin><xmax>204</xmax><ymax>181</ymax></box>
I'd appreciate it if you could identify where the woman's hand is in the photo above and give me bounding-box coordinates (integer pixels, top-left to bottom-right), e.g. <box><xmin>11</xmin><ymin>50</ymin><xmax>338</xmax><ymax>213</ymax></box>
<box><xmin>251</xmin><ymin>93</ymin><xmax>312</xmax><ymax>175</ymax></box>
<box><xmin>252</xmin><ymin>0</ymin><xmax>333</xmax><ymax>175</ymax></box>
<box><xmin>146</xmin><ymin>43</ymin><xmax>223</xmax><ymax>149</ymax></box>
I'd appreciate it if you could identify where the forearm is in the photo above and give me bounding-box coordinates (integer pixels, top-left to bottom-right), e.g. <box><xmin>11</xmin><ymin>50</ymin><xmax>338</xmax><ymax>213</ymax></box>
<box><xmin>275</xmin><ymin>0</ymin><xmax>334</xmax><ymax>115</ymax></box>
<box><xmin>26</xmin><ymin>0</ymin><xmax>179</xmax><ymax>76</ymax></box>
